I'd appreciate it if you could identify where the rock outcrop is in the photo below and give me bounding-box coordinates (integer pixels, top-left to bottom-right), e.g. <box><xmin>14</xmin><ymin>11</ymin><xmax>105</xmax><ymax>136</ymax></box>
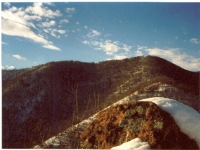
<box><xmin>80</xmin><ymin>101</ymin><xmax>198</xmax><ymax>149</ymax></box>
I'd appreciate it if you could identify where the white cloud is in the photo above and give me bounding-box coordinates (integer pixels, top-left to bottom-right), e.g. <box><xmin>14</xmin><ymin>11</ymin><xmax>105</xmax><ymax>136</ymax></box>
<box><xmin>2</xmin><ymin>7</ymin><xmax>35</xmax><ymax>28</ymax></box>
<box><xmin>146</xmin><ymin>48</ymin><xmax>181</xmax><ymax>62</ymax></box>
<box><xmin>2</xmin><ymin>66</ymin><xmax>5</xmax><ymax>69</ymax></box>
<box><xmin>146</xmin><ymin>48</ymin><xmax>197</xmax><ymax>71</ymax></box>
<box><xmin>3</xmin><ymin>2</ymin><xmax>11</xmax><ymax>7</ymax></box>
<box><xmin>137</xmin><ymin>45</ymin><xmax>147</xmax><ymax>50</ymax></box>
<box><xmin>2</xmin><ymin>18</ymin><xmax>47</xmax><ymax>44</ymax></box>
<box><xmin>83</xmin><ymin>29</ymin><xmax>132</xmax><ymax>58</ymax></box>
<box><xmin>51</xmin><ymin>32</ymin><xmax>60</xmax><ymax>38</ymax></box>
<box><xmin>66</xmin><ymin>7</ymin><xmax>75</xmax><ymax>13</ymax></box>
<box><xmin>2</xmin><ymin>42</ymin><xmax>8</xmax><ymax>45</ymax></box>
<box><xmin>24</xmin><ymin>15</ymin><xmax>42</xmax><ymax>24</ymax></box>
<box><xmin>44</xmin><ymin>2</ymin><xmax>54</xmax><ymax>6</ymax></box>
<box><xmin>2</xmin><ymin>18</ymin><xmax>60</xmax><ymax>51</ymax></box>
<box><xmin>99</xmin><ymin>40</ymin><xmax>132</xmax><ymax>56</ymax></box>
<box><xmin>91</xmin><ymin>41</ymin><xmax>101</xmax><ymax>46</ymax></box>
<box><xmin>135</xmin><ymin>46</ymin><xmax>146</xmax><ymax>56</ymax></box>
<box><xmin>83</xmin><ymin>38</ymin><xmax>132</xmax><ymax>56</ymax></box>
<box><xmin>113</xmin><ymin>54</ymin><xmax>128</xmax><ymax>60</ymax></box>
<box><xmin>87</xmin><ymin>30</ymin><xmax>101</xmax><ymax>38</ymax></box>
<box><xmin>136</xmin><ymin>50</ymin><xmax>144</xmax><ymax>56</ymax></box>
<box><xmin>12</xmin><ymin>54</ymin><xmax>26</xmax><ymax>60</ymax></box>
<box><xmin>82</xmin><ymin>40</ymin><xmax>90</xmax><ymax>45</ymax></box>
<box><xmin>6</xmin><ymin>65</ymin><xmax>15</xmax><ymax>70</ymax></box>
<box><xmin>107</xmin><ymin>53</ymin><xmax>129</xmax><ymax>61</ymax></box>
<box><xmin>100</xmin><ymin>40</ymin><xmax>120</xmax><ymax>55</ymax></box>
<box><xmin>47</xmin><ymin>28</ymin><xmax>66</xmax><ymax>38</ymax></box>
<box><xmin>76</xmin><ymin>22</ymin><xmax>80</xmax><ymax>25</ymax></box>
<box><xmin>9</xmin><ymin>6</ymin><xmax>18</xmax><ymax>12</ymax></box>
<box><xmin>25</xmin><ymin>2</ymin><xmax>61</xmax><ymax>18</ymax></box>
<box><xmin>1</xmin><ymin>3</ymin><xmax>61</xmax><ymax>51</ymax></box>
<box><xmin>137</xmin><ymin>46</ymin><xmax>200</xmax><ymax>71</ymax></box>
<box><xmin>2</xmin><ymin>3</ymin><xmax>59</xmax><ymax>29</ymax></box>
<box><xmin>43</xmin><ymin>29</ymin><xmax>49</xmax><ymax>33</ymax></box>
<box><xmin>189</xmin><ymin>38</ymin><xmax>200</xmax><ymax>44</ymax></box>
<box><xmin>122</xmin><ymin>44</ymin><xmax>132</xmax><ymax>52</ymax></box>
<box><xmin>41</xmin><ymin>20</ymin><xmax>56</xmax><ymax>27</ymax></box>
<box><xmin>57</xmin><ymin>30</ymin><xmax>66</xmax><ymax>34</ymax></box>
<box><xmin>60</xmin><ymin>19</ymin><xmax>69</xmax><ymax>24</ymax></box>
<box><xmin>42</xmin><ymin>44</ymin><xmax>61</xmax><ymax>51</ymax></box>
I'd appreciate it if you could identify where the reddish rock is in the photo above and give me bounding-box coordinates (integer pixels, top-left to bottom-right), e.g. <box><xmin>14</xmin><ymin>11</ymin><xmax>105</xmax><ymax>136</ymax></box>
<box><xmin>80</xmin><ymin>101</ymin><xmax>198</xmax><ymax>149</ymax></box>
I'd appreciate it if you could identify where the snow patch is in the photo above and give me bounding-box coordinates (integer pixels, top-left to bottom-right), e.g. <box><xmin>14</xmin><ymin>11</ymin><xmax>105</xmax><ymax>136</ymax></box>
<box><xmin>34</xmin><ymin>96</ymin><xmax>200</xmax><ymax>149</ymax></box>
<box><xmin>111</xmin><ymin>138</ymin><xmax>150</xmax><ymax>150</ymax></box>
<box><xmin>44</xmin><ymin>136</ymin><xmax>60</xmax><ymax>147</ymax></box>
<box><xmin>141</xmin><ymin>97</ymin><xmax>200</xmax><ymax>149</ymax></box>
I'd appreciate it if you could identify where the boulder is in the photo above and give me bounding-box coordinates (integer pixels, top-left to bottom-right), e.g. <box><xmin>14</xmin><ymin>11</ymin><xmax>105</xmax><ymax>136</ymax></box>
<box><xmin>80</xmin><ymin>101</ymin><xmax>198</xmax><ymax>149</ymax></box>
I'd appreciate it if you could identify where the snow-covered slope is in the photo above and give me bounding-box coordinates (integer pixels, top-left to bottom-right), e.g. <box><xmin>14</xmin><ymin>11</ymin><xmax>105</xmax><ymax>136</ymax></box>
<box><xmin>141</xmin><ymin>97</ymin><xmax>200</xmax><ymax>148</ymax></box>
<box><xmin>111</xmin><ymin>97</ymin><xmax>200</xmax><ymax>150</ymax></box>
<box><xmin>34</xmin><ymin>96</ymin><xmax>200</xmax><ymax>149</ymax></box>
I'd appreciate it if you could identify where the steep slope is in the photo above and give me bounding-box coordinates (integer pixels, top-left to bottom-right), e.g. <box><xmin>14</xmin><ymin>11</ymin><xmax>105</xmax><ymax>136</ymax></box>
<box><xmin>3</xmin><ymin>61</ymin><xmax>98</xmax><ymax>148</ymax></box>
<box><xmin>2</xmin><ymin>56</ymin><xmax>199</xmax><ymax>148</ymax></box>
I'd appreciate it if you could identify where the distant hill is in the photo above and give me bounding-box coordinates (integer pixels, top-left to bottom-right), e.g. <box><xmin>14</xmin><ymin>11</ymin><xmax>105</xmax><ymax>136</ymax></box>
<box><xmin>2</xmin><ymin>55</ymin><xmax>199</xmax><ymax>148</ymax></box>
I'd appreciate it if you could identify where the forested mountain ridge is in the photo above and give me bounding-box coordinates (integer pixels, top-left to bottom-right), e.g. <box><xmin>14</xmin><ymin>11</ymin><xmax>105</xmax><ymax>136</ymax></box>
<box><xmin>2</xmin><ymin>55</ymin><xmax>199</xmax><ymax>148</ymax></box>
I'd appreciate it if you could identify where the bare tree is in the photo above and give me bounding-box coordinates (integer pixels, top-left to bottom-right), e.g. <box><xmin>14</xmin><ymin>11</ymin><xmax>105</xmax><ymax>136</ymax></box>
<box><xmin>68</xmin><ymin>83</ymin><xmax>91</xmax><ymax>148</ymax></box>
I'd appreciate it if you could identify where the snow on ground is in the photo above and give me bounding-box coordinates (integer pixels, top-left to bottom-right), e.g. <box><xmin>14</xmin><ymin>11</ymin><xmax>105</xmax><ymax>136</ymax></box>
<box><xmin>34</xmin><ymin>94</ymin><xmax>136</xmax><ymax>148</ymax></box>
<box><xmin>141</xmin><ymin>97</ymin><xmax>200</xmax><ymax>149</ymax></box>
<box><xmin>34</xmin><ymin>113</ymin><xmax>99</xmax><ymax>148</ymax></box>
<box><xmin>111</xmin><ymin>97</ymin><xmax>200</xmax><ymax>150</ymax></box>
<box><xmin>35</xmin><ymin>96</ymin><xmax>200</xmax><ymax>149</ymax></box>
<box><xmin>111</xmin><ymin>138</ymin><xmax>150</xmax><ymax>150</ymax></box>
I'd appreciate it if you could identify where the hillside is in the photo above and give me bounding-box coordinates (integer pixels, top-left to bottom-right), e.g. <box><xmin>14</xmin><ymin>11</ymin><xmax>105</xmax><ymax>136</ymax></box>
<box><xmin>34</xmin><ymin>97</ymin><xmax>200</xmax><ymax>149</ymax></box>
<box><xmin>80</xmin><ymin>98</ymin><xmax>199</xmax><ymax>149</ymax></box>
<box><xmin>2</xmin><ymin>55</ymin><xmax>199</xmax><ymax>148</ymax></box>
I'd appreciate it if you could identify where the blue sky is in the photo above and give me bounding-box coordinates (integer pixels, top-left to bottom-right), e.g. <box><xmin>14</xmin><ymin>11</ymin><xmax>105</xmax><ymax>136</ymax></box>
<box><xmin>1</xmin><ymin>2</ymin><xmax>200</xmax><ymax>71</ymax></box>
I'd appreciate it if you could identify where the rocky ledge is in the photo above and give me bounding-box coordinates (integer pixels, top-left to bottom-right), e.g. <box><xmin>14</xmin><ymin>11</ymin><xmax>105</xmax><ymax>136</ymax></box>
<box><xmin>80</xmin><ymin>101</ymin><xmax>198</xmax><ymax>149</ymax></box>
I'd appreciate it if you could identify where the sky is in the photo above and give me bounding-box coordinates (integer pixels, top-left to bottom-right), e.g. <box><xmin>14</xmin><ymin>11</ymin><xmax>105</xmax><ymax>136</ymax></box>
<box><xmin>1</xmin><ymin>2</ymin><xmax>200</xmax><ymax>71</ymax></box>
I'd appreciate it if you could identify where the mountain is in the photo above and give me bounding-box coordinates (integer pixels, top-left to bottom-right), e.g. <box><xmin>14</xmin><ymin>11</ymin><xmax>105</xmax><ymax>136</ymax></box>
<box><xmin>2</xmin><ymin>55</ymin><xmax>199</xmax><ymax>148</ymax></box>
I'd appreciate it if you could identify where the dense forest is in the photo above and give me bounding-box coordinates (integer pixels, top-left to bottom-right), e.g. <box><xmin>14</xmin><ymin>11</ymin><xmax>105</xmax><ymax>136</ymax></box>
<box><xmin>2</xmin><ymin>56</ymin><xmax>199</xmax><ymax>148</ymax></box>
